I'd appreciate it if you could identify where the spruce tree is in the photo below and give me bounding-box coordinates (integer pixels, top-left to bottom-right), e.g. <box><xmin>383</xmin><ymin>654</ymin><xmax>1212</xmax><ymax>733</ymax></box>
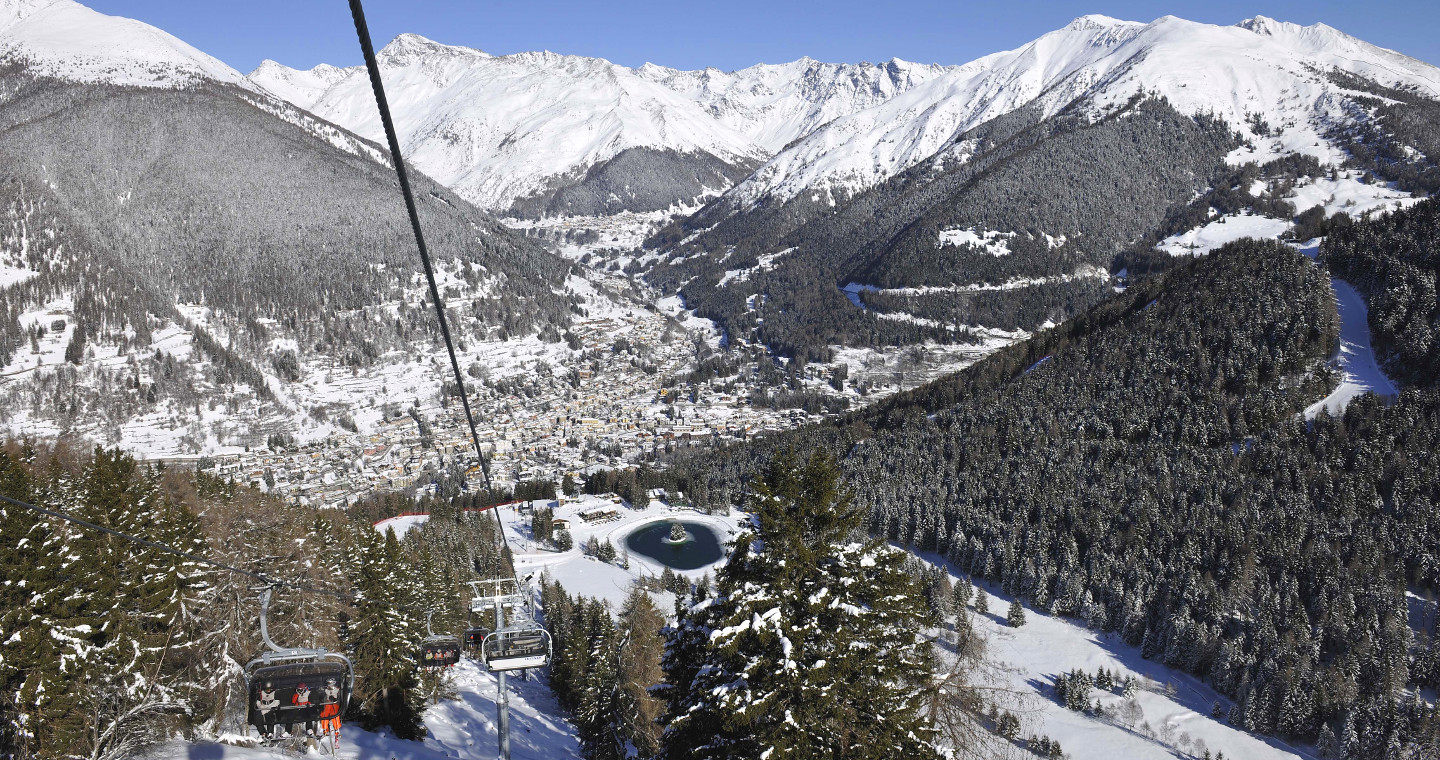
<box><xmin>661</xmin><ymin>450</ymin><xmax>940</xmax><ymax>760</ymax></box>
<box><xmin>576</xmin><ymin>602</ymin><xmax>624</xmax><ymax>760</ymax></box>
<box><xmin>1007</xmin><ymin>599</ymin><xmax>1027</xmax><ymax>627</ymax></box>
<box><xmin>952</xmin><ymin>576</ymin><xmax>973</xmax><ymax>613</ymax></box>
<box><xmin>973</xmin><ymin>589</ymin><xmax>989</xmax><ymax>617</ymax></box>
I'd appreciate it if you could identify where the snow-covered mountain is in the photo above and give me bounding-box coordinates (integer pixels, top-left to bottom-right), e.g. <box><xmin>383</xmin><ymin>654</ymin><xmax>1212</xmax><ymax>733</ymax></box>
<box><xmin>0</xmin><ymin>0</ymin><xmax>243</xmax><ymax>87</ymax></box>
<box><xmin>724</xmin><ymin>14</ymin><xmax>1440</xmax><ymax>209</ymax></box>
<box><xmin>246</xmin><ymin>39</ymin><xmax>951</xmax><ymax>214</ymax></box>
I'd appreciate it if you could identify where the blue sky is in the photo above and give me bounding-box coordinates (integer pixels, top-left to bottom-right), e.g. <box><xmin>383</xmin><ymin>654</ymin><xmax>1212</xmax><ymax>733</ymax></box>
<box><xmin>89</xmin><ymin>1</ymin><xmax>1440</xmax><ymax>73</ymax></box>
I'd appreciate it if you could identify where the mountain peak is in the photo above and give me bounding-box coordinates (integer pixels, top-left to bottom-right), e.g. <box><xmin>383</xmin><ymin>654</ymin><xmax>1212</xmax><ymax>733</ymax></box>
<box><xmin>1065</xmin><ymin>14</ymin><xmax>1140</xmax><ymax>32</ymax></box>
<box><xmin>1236</xmin><ymin>15</ymin><xmax>1285</xmax><ymax>35</ymax></box>
<box><xmin>377</xmin><ymin>32</ymin><xmax>488</xmax><ymax>65</ymax></box>
<box><xmin>0</xmin><ymin>0</ymin><xmax>241</xmax><ymax>87</ymax></box>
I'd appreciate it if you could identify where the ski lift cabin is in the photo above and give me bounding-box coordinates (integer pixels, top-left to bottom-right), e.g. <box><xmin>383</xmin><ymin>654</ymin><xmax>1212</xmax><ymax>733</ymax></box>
<box><xmin>242</xmin><ymin>587</ymin><xmax>353</xmax><ymax>743</ymax></box>
<box><xmin>468</xmin><ymin>578</ymin><xmax>552</xmax><ymax>672</ymax></box>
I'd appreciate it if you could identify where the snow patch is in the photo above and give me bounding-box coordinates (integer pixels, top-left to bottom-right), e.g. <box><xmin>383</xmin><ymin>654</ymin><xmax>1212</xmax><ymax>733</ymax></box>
<box><xmin>937</xmin><ymin>227</ymin><xmax>1016</xmax><ymax>256</ymax></box>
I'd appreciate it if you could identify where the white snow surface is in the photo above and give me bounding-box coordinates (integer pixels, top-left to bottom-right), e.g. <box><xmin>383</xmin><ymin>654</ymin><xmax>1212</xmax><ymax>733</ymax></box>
<box><xmin>1286</xmin><ymin>171</ymin><xmax>1425</xmax><ymax>217</ymax></box>
<box><xmin>1305</xmin><ymin>275</ymin><xmax>1399</xmax><ymax>419</ymax></box>
<box><xmin>727</xmin><ymin>14</ymin><xmax>1440</xmax><ymax>208</ymax></box>
<box><xmin>918</xmin><ymin>551</ymin><xmax>1310</xmax><ymax>760</ymax></box>
<box><xmin>937</xmin><ymin>227</ymin><xmax>1017</xmax><ymax>256</ymax></box>
<box><xmin>0</xmin><ymin>0</ymin><xmax>244</xmax><ymax>87</ymax></box>
<box><xmin>1157</xmin><ymin>212</ymin><xmax>1291</xmax><ymax>256</ymax></box>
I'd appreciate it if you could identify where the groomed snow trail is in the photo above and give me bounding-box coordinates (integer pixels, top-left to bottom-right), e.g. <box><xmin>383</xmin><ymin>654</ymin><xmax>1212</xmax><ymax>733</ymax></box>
<box><xmin>1300</xmin><ymin>245</ymin><xmax>1399</xmax><ymax>420</ymax></box>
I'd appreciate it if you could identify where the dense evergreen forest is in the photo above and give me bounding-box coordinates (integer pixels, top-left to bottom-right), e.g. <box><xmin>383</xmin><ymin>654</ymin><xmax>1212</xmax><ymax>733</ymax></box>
<box><xmin>654</xmin><ymin>224</ymin><xmax>1440</xmax><ymax>758</ymax></box>
<box><xmin>1322</xmin><ymin>198</ymin><xmax>1440</xmax><ymax>387</ymax></box>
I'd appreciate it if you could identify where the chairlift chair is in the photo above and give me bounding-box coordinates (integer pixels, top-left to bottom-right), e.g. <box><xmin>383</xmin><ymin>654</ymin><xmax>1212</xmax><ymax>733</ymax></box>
<box><xmin>242</xmin><ymin>587</ymin><xmax>353</xmax><ymax>746</ymax></box>
<box><xmin>420</xmin><ymin>609</ymin><xmax>462</xmax><ymax>669</ymax></box>
<box><xmin>463</xmin><ymin>626</ymin><xmax>489</xmax><ymax>655</ymax></box>
<box><xmin>468</xmin><ymin>578</ymin><xmax>553</xmax><ymax>672</ymax></box>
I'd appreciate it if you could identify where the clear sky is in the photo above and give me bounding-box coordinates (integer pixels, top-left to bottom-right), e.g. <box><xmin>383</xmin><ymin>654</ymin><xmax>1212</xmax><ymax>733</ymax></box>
<box><xmin>87</xmin><ymin>0</ymin><xmax>1440</xmax><ymax>74</ymax></box>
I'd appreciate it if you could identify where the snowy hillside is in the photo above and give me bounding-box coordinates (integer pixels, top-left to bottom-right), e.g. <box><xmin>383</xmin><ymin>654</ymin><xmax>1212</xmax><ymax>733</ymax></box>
<box><xmin>725</xmin><ymin>14</ymin><xmax>1440</xmax><ymax>208</ymax></box>
<box><xmin>0</xmin><ymin>0</ymin><xmax>243</xmax><ymax>87</ymax></box>
<box><xmin>247</xmin><ymin>39</ymin><xmax>949</xmax><ymax>213</ymax></box>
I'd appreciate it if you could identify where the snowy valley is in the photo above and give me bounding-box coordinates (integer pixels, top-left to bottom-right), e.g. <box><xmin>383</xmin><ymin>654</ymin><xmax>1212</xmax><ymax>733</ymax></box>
<box><xmin>0</xmin><ymin>1</ymin><xmax>1438</xmax><ymax>760</ymax></box>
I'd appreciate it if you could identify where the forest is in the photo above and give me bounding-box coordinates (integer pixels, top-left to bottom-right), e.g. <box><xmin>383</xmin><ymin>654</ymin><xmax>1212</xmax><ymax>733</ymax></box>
<box><xmin>651</xmin><ymin>223</ymin><xmax>1440</xmax><ymax>758</ymax></box>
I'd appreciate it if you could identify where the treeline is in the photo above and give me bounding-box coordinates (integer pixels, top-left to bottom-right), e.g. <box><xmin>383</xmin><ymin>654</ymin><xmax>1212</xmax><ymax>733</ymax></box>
<box><xmin>1326</xmin><ymin>73</ymin><xmax>1440</xmax><ymax>195</ymax></box>
<box><xmin>663</xmin><ymin>239</ymin><xmax>1440</xmax><ymax>757</ymax></box>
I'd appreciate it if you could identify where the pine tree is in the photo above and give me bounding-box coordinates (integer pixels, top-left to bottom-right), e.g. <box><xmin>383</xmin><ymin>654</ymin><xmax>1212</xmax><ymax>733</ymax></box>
<box><xmin>1007</xmin><ymin>598</ymin><xmax>1027</xmax><ymax>627</ymax></box>
<box><xmin>1317</xmin><ymin>723</ymin><xmax>1339</xmax><ymax>758</ymax></box>
<box><xmin>974</xmin><ymin>588</ymin><xmax>989</xmax><ymax>617</ymax></box>
<box><xmin>661</xmin><ymin>450</ymin><xmax>941</xmax><ymax>760</ymax></box>
<box><xmin>576</xmin><ymin>602</ymin><xmax>624</xmax><ymax>760</ymax></box>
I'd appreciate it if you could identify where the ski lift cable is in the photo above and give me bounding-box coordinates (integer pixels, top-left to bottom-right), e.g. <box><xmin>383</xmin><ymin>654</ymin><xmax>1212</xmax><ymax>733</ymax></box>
<box><xmin>345</xmin><ymin>0</ymin><xmax>514</xmax><ymax>556</ymax></box>
<box><xmin>0</xmin><ymin>492</ymin><xmax>353</xmax><ymax>600</ymax></box>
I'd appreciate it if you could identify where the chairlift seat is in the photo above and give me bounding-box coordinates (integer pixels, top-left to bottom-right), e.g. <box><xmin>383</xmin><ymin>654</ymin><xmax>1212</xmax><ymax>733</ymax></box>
<box><xmin>481</xmin><ymin>627</ymin><xmax>552</xmax><ymax>672</ymax></box>
<box><xmin>421</xmin><ymin>637</ymin><xmax>461</xmax><ymax>668</ymax></box>
<box><xmin>245</xmin><ymin>658</ymin><xmax>351</xmax><ymax>732</ymax></box>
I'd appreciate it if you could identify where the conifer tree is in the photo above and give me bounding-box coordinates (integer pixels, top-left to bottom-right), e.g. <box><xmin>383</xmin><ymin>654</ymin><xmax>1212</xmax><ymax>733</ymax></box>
<box><xmin>973</xmin><ymin>589</ymin><xmax>989</xmax><ymax>617</ymax></box>
<box><xmin>661</xmin><ymin>450</ymin><xmax>940</xmax><ymax>760</ymax></box>
<box><xmin>616</xmin><ymin>588</ymin><xmax>666</xmax><ymax>758</ymax></box>
<box><xmin>1007</xmin><ymin>599</ymin><xmax>1027</xmax><ymax>627</ymax></box>
<box><xmin>576</xmin><ymin>601</ymin><xmax>624</xmax><ymax>760</ymax></box>
<box><xmin>351</xmin><ymin>528</ymin><xmax>426</xmax><ymax>739</ymax></box>
<box><xmin>952</xmin><ymin>576</ymin><xmax>973</xmax><ymax>613</ymax></box>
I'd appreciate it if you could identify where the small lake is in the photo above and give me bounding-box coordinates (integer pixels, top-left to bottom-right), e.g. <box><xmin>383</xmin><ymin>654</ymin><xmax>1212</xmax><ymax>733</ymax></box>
<box><xmin>624</xmin><ymin>520</ymin><xmax>725</xmax><ymax>571</ymax></box>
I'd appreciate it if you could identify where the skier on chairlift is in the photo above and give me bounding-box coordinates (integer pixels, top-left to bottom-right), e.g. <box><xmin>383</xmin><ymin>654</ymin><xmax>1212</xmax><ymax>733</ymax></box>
<box><xmin>319</xmin><ymin>677</ymin><xmax>343</xmax><ymax>746</ymax></box>
<box><xmin>292</xmin><ymin>681</ymin><xmax>317</xmax><ymax>737</ymax></box>
<box><xmin>255</xmin><ymin>680</ymin><xmax>280</xmax><ymax>740</ymax></box>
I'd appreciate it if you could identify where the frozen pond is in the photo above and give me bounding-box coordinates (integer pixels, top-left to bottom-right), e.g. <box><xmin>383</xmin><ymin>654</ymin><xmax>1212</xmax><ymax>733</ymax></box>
<box><xmin>624</xmin><ymin>520</ymin><xmax>725</xmax><ymax>570</ymax></box>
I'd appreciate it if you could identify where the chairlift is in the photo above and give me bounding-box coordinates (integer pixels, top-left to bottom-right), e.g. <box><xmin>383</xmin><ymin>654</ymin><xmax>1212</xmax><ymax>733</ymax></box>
<box><xmin>242</xmin><ymin>587</ymin><xmax>353</xmax><ymax>750</ymax></box>
<box><xmin>464</xmin><ymin>625</ymin><xmax>489</xmax><ymax>655</ymax></box>
<box><xmin>468</xmin><ymin>578</ymin><xmax>552</xmax><ymax>672</ymax></box>
<box><xmin>420</xmin><ymin>609</ymin><xmax>461</xmax><ymax>669</ymax></box>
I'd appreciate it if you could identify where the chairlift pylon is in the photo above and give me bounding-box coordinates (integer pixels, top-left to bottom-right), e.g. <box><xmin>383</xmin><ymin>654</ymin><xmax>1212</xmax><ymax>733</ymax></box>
<box><xmin>242</xmin><ymin>586</ymin><xmax>353</xmax><ymax>751</ymax></box>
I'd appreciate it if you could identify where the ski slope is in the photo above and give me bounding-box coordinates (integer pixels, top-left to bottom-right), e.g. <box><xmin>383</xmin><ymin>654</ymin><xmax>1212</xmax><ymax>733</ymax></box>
<box><xmin>1304</xmin><ymin>276</ymin><xmax>1399</xmax><ymax>419</ymax></box>
<box><xmin>917</xmin><ymin>550</ymin><xmax>1311</xmax><ymax>760</ymax></box>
